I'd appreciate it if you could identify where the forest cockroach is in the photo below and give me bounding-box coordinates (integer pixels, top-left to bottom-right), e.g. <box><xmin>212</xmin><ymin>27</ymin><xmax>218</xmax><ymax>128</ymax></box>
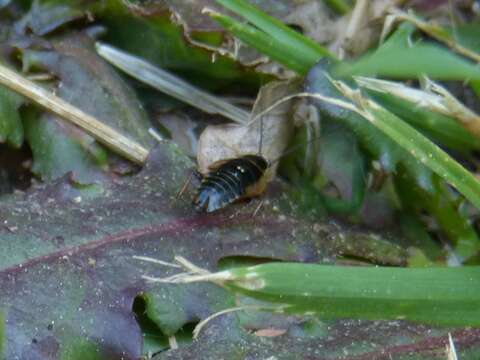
<box><xmin>191</xmin><ymin>81</ymin><xmax>316</xmax><ymax>213</ymax></box>
<box><xmin>192</xmin><ymin>106</ymin><xmax>274</xmax><ymax>213</ymax></box>
<box><xmin>192</xmin><ymin>154</ymin><xmax>270</xmax><ymax>213</ymax></box>
<box><xmin>192</xmin><ymin>131</ymin><xmax>321</xmax><ymax>212</ymax></box>
<box><xmin>149</xmin><ymin>124</ymin><xmax>276</xmax><ymax>213</ymax></box>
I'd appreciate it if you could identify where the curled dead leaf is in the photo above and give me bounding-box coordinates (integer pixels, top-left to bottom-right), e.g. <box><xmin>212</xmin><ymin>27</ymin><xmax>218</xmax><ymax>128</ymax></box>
<box><xmin>197</xmin><ymin>79</ymin><xmax>301</xmax><ymax>181</ymax></box>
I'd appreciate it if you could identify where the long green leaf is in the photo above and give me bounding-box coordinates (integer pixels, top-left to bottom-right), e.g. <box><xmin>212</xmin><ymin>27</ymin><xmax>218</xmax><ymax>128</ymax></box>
<box><xmin>226</xmin><ymin>263</ymin><xmax>480</xmax><ymax>326</ymax></box>
<box><xmin>369</xmin><ymin>90</ymin><xmax>480</xmax><ymax>153</ymax></box>
<box><xmin>360</xmin><ymin>98</ymin><xmax>480</xmax><ymax>210</ymax></box>
<box><xmin>337</xmin><ymin>43</ymin><xmax>480</xmax><ymax>80</ymax></box>
<box><xmin>208</xmin><ymin>11</ymin><xmax>311</xmax><ymax>74</ymax></box>
<box><xmin>214</xmin><ymin>0</ymin><xmax>334</xmax><ymax>61</ymax></box>
<box><xmin>336</xmin><ymin>23</ymin><xmax>480</xmax><ymax>80</ymax></box>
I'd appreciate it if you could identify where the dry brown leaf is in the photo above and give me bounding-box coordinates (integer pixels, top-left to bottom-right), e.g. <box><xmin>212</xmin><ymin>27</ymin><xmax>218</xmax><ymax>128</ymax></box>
<box><xmin>196</xmin><ymin>79</ymin><xmax>300</xmax><ymax>179</ymax></box>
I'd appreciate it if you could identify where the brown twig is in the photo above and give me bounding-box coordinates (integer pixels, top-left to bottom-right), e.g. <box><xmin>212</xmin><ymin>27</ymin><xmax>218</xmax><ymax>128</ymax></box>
<box><xmin>0</xmin><ymin>63</ymin><xmax>149</xmax><ymax>165</ymax></box>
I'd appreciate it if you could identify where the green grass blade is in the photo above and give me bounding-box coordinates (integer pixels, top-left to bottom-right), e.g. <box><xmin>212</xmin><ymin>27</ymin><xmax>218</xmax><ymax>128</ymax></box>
<box><xmin>360</xmin><ymin>98</ymin><xmax>480</xmax><ymax>210</ymax></box>
<box><xmin>227</xmin><ymin>263</ymin><xmax>480</xmax><ymax>326</ymax></box>
<box><xmin>208</xmin><ymin>11</ymin><xmax>311</xmax><ymax>74</ymax></box>
<box><xmin>214</xmin><ymin>0</ymin><xmax>334</xmax><ymax>61</ymax></box>
<box><xmin>335</xmin><ymin>23</ymin><xmax>480</xmax><ymax>80</ymax></box>
<box><xmin>369</xmin><ymin>90</ymin><xmax>480</xmax><ymax>153</ymax></box>
<box><xmin>337</xmin><ymin>42</ymin><xmax>480</xmax><ymax>80</ymax></box>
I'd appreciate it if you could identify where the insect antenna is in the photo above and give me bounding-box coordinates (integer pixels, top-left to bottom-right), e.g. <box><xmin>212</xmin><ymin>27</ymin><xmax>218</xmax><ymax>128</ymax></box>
<box><xmin>257</xmin><ymin>111</ymin><xmax>264</xmax><ymax>156</ymax></box>
<box><xmin>250</xmin><ymin>98</ymin><xmax>321</xmax><ymax>169</ymax></box>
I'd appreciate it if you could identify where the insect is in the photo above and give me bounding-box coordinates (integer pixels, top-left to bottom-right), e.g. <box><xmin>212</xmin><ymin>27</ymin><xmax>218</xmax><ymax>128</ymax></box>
<box><xmin>191</xmin><ymin>111</ymin><xmax>321</xmax><ymax>212</ymax></box>
<box><xmin>193</xmin><ymin>154</ymin><xmax>270</xmax><ymax>212</ymax></box>
<box><xmin>190</xmin><ymin>80</ymin><xmax>317</xmax><ymax>213</ymax></box>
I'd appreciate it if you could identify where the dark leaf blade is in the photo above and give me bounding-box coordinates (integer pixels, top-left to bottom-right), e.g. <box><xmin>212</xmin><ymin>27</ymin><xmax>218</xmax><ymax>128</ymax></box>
<box><xmin>15</xmin><ymin>0</ymin><xmax>86</xmax><ymax>36</ymax></box>
<box><xmin>23</xmin><ymin>108</ymin><xmax>107</xmax><ymax>183</ymax></box>
<box><xmin>1</xmin><ymin>141</ymin><xmax>404</xmax><ymax>359</ymax></box>
<box><xmin>17</xmin><ymin>33</ymin><xmax>153</xmax><ymax>182</ymax></box>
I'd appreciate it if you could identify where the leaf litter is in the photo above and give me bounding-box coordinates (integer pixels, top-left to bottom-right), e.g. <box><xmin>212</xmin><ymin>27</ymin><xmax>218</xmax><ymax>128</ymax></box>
<box><xmin>196</xmin><ymin>79</ymin><xmax>299</xmax><ymax>178</ymax></box>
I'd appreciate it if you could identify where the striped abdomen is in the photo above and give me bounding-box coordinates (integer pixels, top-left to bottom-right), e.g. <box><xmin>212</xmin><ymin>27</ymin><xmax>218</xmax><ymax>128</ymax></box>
<box><xmin>193</xmin><ymin>155</ymin><xmax>269</xmax><ymax>212</ymax></box>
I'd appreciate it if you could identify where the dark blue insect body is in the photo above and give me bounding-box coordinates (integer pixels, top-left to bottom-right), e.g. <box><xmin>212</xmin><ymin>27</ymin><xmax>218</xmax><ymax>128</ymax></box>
<box><xmin>193</xmin><ymin>155</ymin><xmax>269</xmax><ymax>212</ymax></box>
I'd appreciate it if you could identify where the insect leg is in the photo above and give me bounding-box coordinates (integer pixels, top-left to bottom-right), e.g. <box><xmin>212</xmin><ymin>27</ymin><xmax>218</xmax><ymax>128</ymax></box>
<box><xmin>252</xmin><ymin>200</ymin><xmax>264</xmax><ymax>217</ymax></box>
<box><xmin>177</xmin><ymin>169</ymin><xmax>202</xmax><ymax>199</ymax></box>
